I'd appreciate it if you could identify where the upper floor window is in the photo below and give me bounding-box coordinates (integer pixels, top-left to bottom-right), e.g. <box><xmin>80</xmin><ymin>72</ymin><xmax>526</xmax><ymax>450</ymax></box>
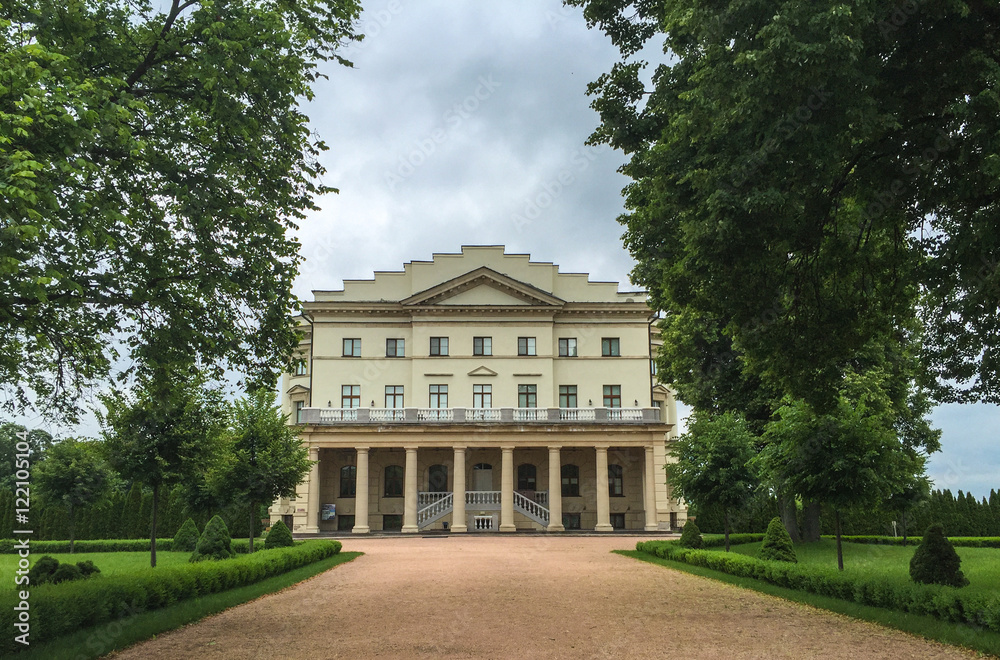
<box><xmin>602</xmin><ymin>337</ymin><xmax>620</xmax><ymax>357</ymax></box>
<box><xmin>561</xmin><ymin>464</ymin><xmax>580</xmax><ymax>497</ymax></box>
<box><xmin>343</xmin><ymin>338</ymin><xmax>361</xmax><ymax>357</ymax></box>
<box><xmin>517</xmin><ymin>337</ymin><xmax>536</xmax><ymax>356</ymax></box>
<box><xmin>342</xmin><ymin>385</ymin><xmax>361</xmax><ymax>408</ymax></box>
<box><xmin>650</xmin><ymin>359</ymin><xmax>658</xmax><ymax>376</ymax></box>
<box><xmin>559</xmin><ymin>385</ymin><xmax>577</xmax><ymax>408</ymax></box>
<box><xmin>473</xmin><ymin>384</ymin><xmax>492</xmax><ymax>408</ymax></box>
<box><xmin>384</xmin><ymin>465</ymin><xmax>404</xmax><ymax>498</ymax></box>
<box><xmin>429</xmin><ymin>384</ymin><xmax>448</xmax><ymax>408</ymax></box>
<box><xmin>518</xmin><ymin>384</ymin><xmax>537</xmax><ymax>408</ymax></box>
<box><xmin>430</xmin><ymin>336</ymin><xmax>449</xmax><ymax>356</ymax></box>
<box><xmin>517</xmin><ymin>464</ymin><xmax>537</xmax><ymax>491</ymax></box>
<box><xmin>293</xmin><ymin>360</ymin><xmax>308</xmax><ymax>376</ymax></box>
<box><xmin>473</xmin><ymin>336</ymin><xmax>492</xmax><ymax>356</ymax></box>
<box><xmin>603</xmin><ymin>385</ymin><xmax>621</xmax><ymax>408</ymax></box>
<box><xmin>386</xmin><ymin>338</ymin><xmax>405</xmax><ymax>358</ymax></box>
<box><xmin>558</xmin><ymin>338</ymin><xmax>578</xmax><ymax>357</ymax></box>
<box><xmin>609</xmin><ymin>464</ymin><xmax>624</xmax><ymax>497</ymax></box>
<box><xmin>385</xmin><ymin>385</ymin><xmax>404</xmax><ymax>408</ymax></box>
<box><xmin>340</xmin><ymin>465</ymin><xmax>357</xmax><ymax>498</ymax></box>
<box><xmin>295</xmin><ymin>401</ymin><xmax>305</xmax><ymax>423</ymax></box>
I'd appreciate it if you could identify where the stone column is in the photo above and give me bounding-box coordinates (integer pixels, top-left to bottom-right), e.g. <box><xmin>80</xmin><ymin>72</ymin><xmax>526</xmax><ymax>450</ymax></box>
<box><xmin>644</xmin><ymin>444</ymin><xmax>658</xmax><ymax>531</ymax></box>
<box><xmin>402</xmin><ymin>446</ymin><xmax>419</xmax><ymax>533</ymax></box>
<box><xmin>595</xmin><ymin>445</ymin><xmax>613</xmax><ymax>532</ymax></box>
<box><xmin>452</xmin><ymin>446</ymin><xmax>468</xmax><ymax>532</ymax></box>
<box><xmin>305</xmin><ymin>445</ymin><xmax>320</xmax><ymax>534</ymax></box>
<box><xmin>352</xmin><ymin>447</ymin><xmax>370</xmax><ymax>534</ymax></box>
<box><xmin>547</xmin><ymin>446</ymin><xmax>564</xmax><ymax>532</ymax></box>
<box><xmin>500</xmin><ymin>445</ymin><xmax>516</xmax><ymax>532</ymax></box>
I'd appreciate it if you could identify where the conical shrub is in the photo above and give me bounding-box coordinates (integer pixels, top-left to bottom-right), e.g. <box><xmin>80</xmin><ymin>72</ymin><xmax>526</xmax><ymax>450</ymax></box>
<box><xmin>910</xmin><ymin>524</ymin><xmax>969</xmax><ymax>587</ymax></box>
<box><xmin>190</xmin><ymin>515</ymin><xmax>235</xmax><ymax>562</ymax></box>
<box><xmin>678</xmin><ymin>520</ymin><xmax>704</xmax><ymax>549</ymax></box>
<box><xmin>27</xmin><ymin>555</ymin><xmax>60</xmax><ymax>585</ymax></box>
<box><xmin>758</xmin><ymin>517</ymin><xmax>797</xmax><ymax>563</ymax></box>
<box><xmin>172</xmin><ymin>518</ymin><xmax>200</xmax><ymax>552</ymax></box>
<box><xmin>264</xmin><ymin>519</ymin><xmax>294</xmax><ymax>549</ymax></box>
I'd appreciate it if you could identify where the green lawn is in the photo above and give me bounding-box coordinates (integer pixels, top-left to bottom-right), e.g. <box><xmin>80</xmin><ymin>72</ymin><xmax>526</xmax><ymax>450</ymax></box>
<box><xmin>1</xmin><ymin>551</ymin><xmax>192</xmax><ymax>588</ymax></box>
<box><xmin>727</xmin><ymin>539</ymin><xmax>1000</xmax><ymax>597</ymax></box>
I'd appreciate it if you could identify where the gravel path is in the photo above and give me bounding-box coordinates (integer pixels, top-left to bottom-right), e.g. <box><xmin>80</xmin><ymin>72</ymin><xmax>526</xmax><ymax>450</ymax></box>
<box><xmin>109</xmin><ymin>536</ymin><xmax>979</xmax><ymax>659</ymax></box>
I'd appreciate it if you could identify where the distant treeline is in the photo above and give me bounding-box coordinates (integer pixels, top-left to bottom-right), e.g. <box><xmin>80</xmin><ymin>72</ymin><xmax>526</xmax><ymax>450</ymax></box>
<box><xmin>0</xmin><ymin>483</ymin><xmax>264</xmax><ymax>541</ymax></box>
<box><xmin>693</xmin><ymin>488</ymin><xmax>1000</xmax><ymax>538</ymax></box>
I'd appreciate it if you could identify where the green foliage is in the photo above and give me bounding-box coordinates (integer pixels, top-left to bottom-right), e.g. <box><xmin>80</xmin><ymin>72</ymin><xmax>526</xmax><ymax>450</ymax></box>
<box><xmin>26</xmin><ymin>555</ymin><xmax>99</xmax><ymax>585</ymax></box>
<box><xmin>677</xmin><ymin>520</ymin><xmax>704</xmax><ymax>549</ymax></box>
<box><xmin>635</xmin><ymin>540</ymin><xmax>999</xmax><ymax>634</ymax></box>
<box><xmin>74</xmin><ymin>560</ymin><xmax>100</xmax><ymax>578</ymax></box>
<box><xmin>0</xmin><ymin>540</ymin><xmax>341</xmax><ymax>655</ymax></box>
<box><xmin>33</xmin><ymin>437</ymin><xmax>112</xmax><ymax>551</ymax></box>
<box><xmin>910</xmin><ymin>524</ymin><xmax>970</xmax><ymax>588</ymax></box>
<box><xmin>50</xmin><ymin>562</ymin><xmax>83</xmax><ymax>584</ymax></box>
<box><xmin>830</xmin><ymin>536</ymin><xmax>1000</xmax><ymax>549</ymax></box>
<box><xmin>1</xmin><ymin>0</ymin><xmax>363</xmax><ymax>421</ymax></box>
<box><xmin>27</xmin><ymin>555</ymin><xmax>59</xmax><ymax>585</ymax></box>
<box><xmin>759</xmin><ymin>517</ymin><xmax>797</xmax><ymax>563</ymax></box>
<box><xmin>190</xmin><ymin>515</ymin><xmax>235</xmax><ymax>562</ymax></box>
<box><xmin>172</xmin><ymin>519</ymin><xmax>200</xmax><ymax>552</ymax></box>
<box><xmin>0</xmin><ymin>423</ymin><xmax>55</xmax><ymax>491</ymax></box>
<box><xmin>264</xmin><ymin>520</ymin><xmax>294</xmax><ymax>549</ymax></box>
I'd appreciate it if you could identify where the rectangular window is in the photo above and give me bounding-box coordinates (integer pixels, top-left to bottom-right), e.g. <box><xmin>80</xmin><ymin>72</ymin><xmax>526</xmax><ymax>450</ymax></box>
<box><xmin>558</xmin><ymin>338</ymin><xmax>578</xmax><ymax>357</ymax></box>
<box><xmin>473</xmin><ymin>336</ymin><xmax>492</xmax><ymax>356</ymax></box>
<box><xmin>386</xmin><ymin>338</ymin><xmax>405</xmax><ymax>357</ymax></box>
<box><xmin>603</xmin><ymin>385</ymin><xmax>621</xmax><ymax>408</ymax></box>
<box><xmin>601</xmin><ymin>337</ymin><xmax>620</xmax><ymax>357</ymax></box>
<box><xmin>337</xmin><ymin>515</ymin><xmax>355</xmax><ymax>531</ymax></box>
<box><xmin>293</xmin><ymin>360</ymin><xmax>308</xmax><ymax>376</ymax></box>
<box><xmin>517</xmin><ymin>337</ymin><xmax>536</xmax><ymax>356</ymax></box>
<box><xmin>562</xmin><ymin>513</ymin><xmax>581</xmax><ymax>530</ymax></box>
<box><xmin>430</xmin><ymin>336</ymin><xmax>449</xmax><ymax>356</ymax></box>
<box><xmin>382</xmin><ymin>514</ymin><xmax>403</xmax><ymax>530</ymax></box>
<box><xmin>343</xmin><ymin>338</ymin><xmax>361</xmax><ymax>357</ymax></box>
<box><xmin>473</xmin><ymin>384</ymin><xmax>492</xmax><ymax>408</ymax></box>
<box><xmin>429</xmin><ymin>384</ymin><xmax>448</xmax><ymax>408</ymax></box>
<box><xmin>295</xmin><ymin>401</ymin><xmax>305</xmax><ymax>423</ymax></box>
<box><xmin>517</xmin><ymin>384</ymin><xmax>537</xmax><ymax>408</ymax></box>
<box><xmin>342</xmin><ymin>385</ymin><xmax>361</xmax><ymax>408</ymax></box>
<box><xmin>609</xmin><ymin>464</ymin><xmax>624</xmax><ymax>497</ymax></box>
<box><xmin>610</xmin><ymin>513</ymin><xmax>625</xmax><ymax>529</ymax></box>
<box><xmin>558</xmin><ymin>385</ymin><xmax>577</xmax><ymax>408</ymax></box>
<box><xmin>385</xmin><ymin>385</ymin><xmax>404</xmax><ymax>408</ymax></box>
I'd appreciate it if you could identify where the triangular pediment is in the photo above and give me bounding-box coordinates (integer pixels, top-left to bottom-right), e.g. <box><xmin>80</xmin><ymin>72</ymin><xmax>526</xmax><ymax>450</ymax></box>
<box><xmin>468</xmin><ymin>365</ymin><xmax>498</xmax><ymax>377</ymax></box>
<box><xmin>401</xmin><ymin>267</ymin><xmax>564</xmax><ymax>307</ymax></box>
<box><xmin>286</xmin><ymin>385</ymin><xmax>310</xmax><ymax>395</ymax></box>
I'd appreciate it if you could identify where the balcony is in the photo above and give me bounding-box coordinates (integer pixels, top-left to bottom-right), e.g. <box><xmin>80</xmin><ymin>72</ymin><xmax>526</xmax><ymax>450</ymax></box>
<box><xmin>298</xmin><ymin>406</ymin><xmax>662</xmax><ymax>425</ymax></box>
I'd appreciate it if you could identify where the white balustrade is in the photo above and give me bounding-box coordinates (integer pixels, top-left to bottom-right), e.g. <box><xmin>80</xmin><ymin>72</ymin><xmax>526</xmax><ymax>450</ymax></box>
<box><xmin>513</xmin><ymin>490</ymin><xmax>550</xmax><ymax>525</ymax></box>
<box><xmin>311</xmin><ymin>406</ymin><xmax>653</xmax><ymax>425</ymax></box>
<box><xmin>473</xmin><ymin>515</ymin><xmax>494</xmax><ymax>530</ymax></box>
<box><xmin>513</xmin><ymin>408</ymin><xmax>545</xmax><ymax>422</ymax></box>
<box><xmin>417</xmin><ymin>492</ymin><xmax>453</xmax><ymax>526</ymax></box>
<box><xmin>318</xmin><ymin>408</ymin><xmax>358</xmax><ymax>422</ymax></box>
<box><xmin>559</xmin><ymin>408</ymin><xmax>596</xmax><ymax>421</ymax></box>
<box><xmin>370</xmin><ymin>408</ymin><xmax>406</xmax><ymax>422</ymax></box>
<box><xmin>417</xmin><ymin>491</ymin><xmax>450</xmax><ymax>507</ymax></box>
<box><xmin>418</xmin><ymin>408</ymin><xmax>453</xmax><ymax>421</ymax></box>
<box><xmin>608</xmin><ymin>407</ymin><xmax>644</xmax><ymax>421</ymax></box>
<box><xmin>467</xmin><ymin>408</ymin><xmax>501</xmax><ymax>421</ymax></box>
<box><xmin>465</xmin><ymin>491</ymin><xmax>502</xmax><ymax>506</ymax></box>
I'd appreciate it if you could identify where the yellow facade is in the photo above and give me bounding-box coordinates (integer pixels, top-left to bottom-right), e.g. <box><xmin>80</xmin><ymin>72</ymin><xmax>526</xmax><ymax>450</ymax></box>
<box><xmin>273</xmin><ymin>246</ymin><xmax>686</xmax><ymax>533</ymax></box>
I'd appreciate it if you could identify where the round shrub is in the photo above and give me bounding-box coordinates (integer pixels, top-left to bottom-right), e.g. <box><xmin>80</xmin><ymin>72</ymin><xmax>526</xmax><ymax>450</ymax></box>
<box><xmin>51</xmin><ymin>562</ymin><xmax>82</xmax><ymax>584</ymax></box>
<box><xmin>75</xmin><ymin>560</ymin><xmax>101</xmax><ymax>578</ymax></box>
<box><xmin>910</xmin><ymin>524</ymin><xmax>969</xmax><ymax>587</ymax></box>
<box><xmin>27</xmin><ymin>555</ymin><xmax>60</xmax><ymax>585</ymax></box>
<box><xmin>190</xmin><ymin>515</ymin><xmax>235</xmax><ymax>562</ymax></box>
<box><xmin>173</xmin><ymin>518</ymin><xmax>201</xmax><ymax>552</ymax></box>
<box><xmin>678</xmin><ymin>520</ymin><xmax>704</xmax><ymax>549</ymax></box>
<box><xmin>264</xmin><ymin>520</ymin><xmax>294</xmax><ymax>549</ymax></box>
<box><xmin>758</xmin><ymin>517</ymin><xmax>797</xmax><ymax>563</ymax></box>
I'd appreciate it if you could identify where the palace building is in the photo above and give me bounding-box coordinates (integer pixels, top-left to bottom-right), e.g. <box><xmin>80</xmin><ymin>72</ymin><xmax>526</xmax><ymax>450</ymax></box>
<box><xmin>271</xmin><ymin>246</ymin><xmax>686</xmax><ymax>533</ymax></box>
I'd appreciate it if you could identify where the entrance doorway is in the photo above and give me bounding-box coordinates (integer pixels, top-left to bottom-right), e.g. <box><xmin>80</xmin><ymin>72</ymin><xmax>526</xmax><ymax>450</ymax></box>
<box><xmin>472</xmin><ymin>463</ymin><xmax>493</xmax><ymax>491</ymax></box>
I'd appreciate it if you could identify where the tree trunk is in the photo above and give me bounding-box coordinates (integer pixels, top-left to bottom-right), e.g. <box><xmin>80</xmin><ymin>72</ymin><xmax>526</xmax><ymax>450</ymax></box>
<box><xmin>69</xmin><ymin>503</ymin><xmax>75</xmax><ymax>554</ymax></box>
<box><xmin>724</xmin><ymin>507</ymin><xmax>731</xmax><ymax>552</ymax></box>
<box><xmin>151</xmin><ymin>484</ymin><xmax>159</xmax><ymax>568</ymax></box>
<box><xmin>778</xmin><ymin>493</ymin><xmax>801</xmax><ymax>542</ymax></box>
<box><xmin>801</xmin><ymin>499</ymin><xmax>821</xmax><ymax>542</ymax></box>
<box><xmin>249</xmin><ymin>502</ymin><xmax>256</xmax><ymax>553</ymax></box>
<box><xmin>901</xmin><ymin>509</ymin><xmax>908</xmax><ymax>546</ymax></box>
<box><xmin>835</xmin><ymin>509</ymin><xmax>844</xmax><ymax>571</ymax></box>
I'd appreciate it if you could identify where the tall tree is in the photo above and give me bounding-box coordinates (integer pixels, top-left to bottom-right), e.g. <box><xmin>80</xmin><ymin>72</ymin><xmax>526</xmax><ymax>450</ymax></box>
<box><xmin>99</xmin><ymin>368</ymin><xmax>226</xmax><ymax>566</ymax></box>
<box><xmin>567</xmin><ymin>0</ymin><xmax>1000</xmax><ymax>410</ymax></box>
<box><xmin>215</xmin><ymin>389</ymin><xmax>312</xmax><ymax>552</ymax></box>
<box><xmin>0</xmin><ymin>422</ymin><xmax>54</xmax><ymax>490</ymax></box>
<box><xmin>1</xmin><ymin>0</ymin><xmax>362</xmax><ymax>420</ymax></box>
<box><xmin>33</xmin><ymin>438</ymin><xmax>112</xmax><ymax>552</ymax></box>
<box><xmin>666</xmin><ymin>411</ymin><xmax>758</xmax><ymax>551</ymax></box>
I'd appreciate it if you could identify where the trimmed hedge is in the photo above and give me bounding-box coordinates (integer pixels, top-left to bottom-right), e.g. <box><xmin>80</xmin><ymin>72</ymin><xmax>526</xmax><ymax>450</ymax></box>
<box><xmin>826</xmin><ymin>535</ymin><xmax>1000</xmax><ymax>548</ymax></box>
<box><xmin>701</xmin><ymin>534</ymin><xmax>765</xmax><ymax>548</ymax></box>
<box><xmin>0</xmin><ymin>540</ymin><xmax>341</xmax><ymax>655</ymax></box>
<box><xmin>635</xmin><ymin>540</ymin><xmax>1000</xmax><ymax>633</ymax></box>
<box><xmin>0</xmin><ymin>538</ymin><xmax>267</xmax><ymax>554</ymax></box>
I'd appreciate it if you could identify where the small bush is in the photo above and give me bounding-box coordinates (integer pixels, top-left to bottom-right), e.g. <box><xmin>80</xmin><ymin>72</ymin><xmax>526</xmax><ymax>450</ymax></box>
<box><xmin>75</xmin><ymin>560</ymin><xmax>101</xmax><ymax>578</ymax></box>
<box><xmin>678</xmin><ymin>520</ymin><xmax>704</xmax><ymax>549</ymax></box>
<box><xmin>27</xmin><ymin>555</ymin><xmax>60</xmax><ymax>585</ymax></box>
<box><xmin>758</xmin><ymin>517</ymin><xmax>797</xmax><ymax>563</ymax></box>
<box><xmin>51</xmin><ymin>563</ymin><xmax>83</xmax><ymax>584</ymax></box>
<box><xmin>910</xmin><ymin>524</ymin><xmax>970</xmax><ymax>588</ymax></box>
<box><xmin>265</xmin><ymin>520</ymin><xmax>294</xmax><ymax>549</ymax></box>
<box><xmin>173</xmin><ymin>518</ymin><xmax>201</xmax><ymax>552</ymax></box>
<box><xmin>190</xmin><ymin>515</ymin><xmax>235</xmax><ymax>562</ymax></box>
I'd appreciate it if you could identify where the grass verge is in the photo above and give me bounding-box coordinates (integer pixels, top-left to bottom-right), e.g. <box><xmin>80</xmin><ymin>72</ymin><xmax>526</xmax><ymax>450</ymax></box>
<box><xmin>14</xmin><ymin>551</ymin><xmax>362</xmax><ymax>660</ymax></box>
<box><xmin>617</xmin><ymin>550</ymin><xmax>1000</xmax><ymax>659</ymax></box>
